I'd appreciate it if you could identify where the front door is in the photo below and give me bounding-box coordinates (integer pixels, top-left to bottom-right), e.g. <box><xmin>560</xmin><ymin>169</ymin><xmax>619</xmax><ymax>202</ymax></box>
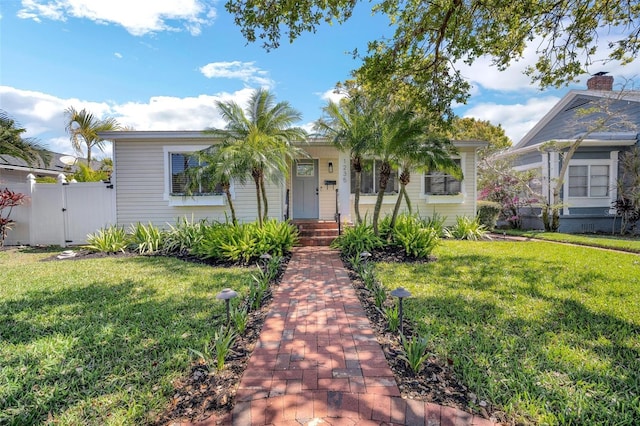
<box><xmin>292</xmin><ymin>159</ymin><xmax>319</xmax><ymax>219</ymax></box>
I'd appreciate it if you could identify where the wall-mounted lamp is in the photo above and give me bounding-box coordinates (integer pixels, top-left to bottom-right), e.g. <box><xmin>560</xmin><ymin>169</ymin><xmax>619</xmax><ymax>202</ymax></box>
<box><xmin>328</xmin><ymin>161</ymin><xmax>334</xmax><ymax>173</ymax></box>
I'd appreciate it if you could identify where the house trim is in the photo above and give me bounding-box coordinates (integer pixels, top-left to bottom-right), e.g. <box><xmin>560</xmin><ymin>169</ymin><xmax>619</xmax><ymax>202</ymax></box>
<box><xmin>162</xmin><ymin>144</ymin><xmax>231</xmax><ymax>206</ymax></box>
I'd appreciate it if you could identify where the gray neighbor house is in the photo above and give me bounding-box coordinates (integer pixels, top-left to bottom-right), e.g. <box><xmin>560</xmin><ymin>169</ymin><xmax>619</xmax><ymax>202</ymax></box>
<box><xmin>507</xmin><ymin>73</ymin><xmax>640</xmax><ymax>234</ymax></box>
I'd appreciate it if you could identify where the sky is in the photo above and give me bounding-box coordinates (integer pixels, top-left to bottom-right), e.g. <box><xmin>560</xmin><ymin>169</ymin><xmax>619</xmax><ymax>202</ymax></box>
<box><xmin>1</xmin><ymin>0</ymin><xmax>639</xmax><ymax>160</ymax></box>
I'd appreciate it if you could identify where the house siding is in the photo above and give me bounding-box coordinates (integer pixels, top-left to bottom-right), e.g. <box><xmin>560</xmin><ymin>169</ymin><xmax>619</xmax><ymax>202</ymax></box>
<box><xmin>351</xmin><ymin>147</ymin><xmax>479</xmax><ymax>225</ymax></box>
<box><xmin>114</xmin><ymin>139</ymin><xmax>282</xmax><ymax>229</ymax></box>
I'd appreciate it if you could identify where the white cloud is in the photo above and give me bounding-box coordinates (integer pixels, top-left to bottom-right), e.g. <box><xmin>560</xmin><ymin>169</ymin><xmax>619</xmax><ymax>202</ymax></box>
<box><xmin>319</xmin><ymin>88</ymin><xmax>345</xmax><ymax>104</ymax></box>
<box><xmin>458</xmin><ymin>32</ymin><xmax>640</xmax><ymax>93</ymax></box>
<box><xmin>463</xmin><ymin>96</ymin><xmax>561</xmax><ymax>143</ymax></box>
<box><xmin>0</xmin><ymin>86</ymin><xmax>261</xmax><ymax>158</ymax></box>
<box><xmin>199</xmin><ymin>61</ymin><xmax>274</xmax><ymax>87</ymax></box>
<box><xmin>17</xmin><ymin>0</ymin><xmax>216</xmax><ymax>36</ymax></box>
<box><xmin>114</xmin><ymin>52</ymin><xmax>122</xmax><ymax>59</ymax></box>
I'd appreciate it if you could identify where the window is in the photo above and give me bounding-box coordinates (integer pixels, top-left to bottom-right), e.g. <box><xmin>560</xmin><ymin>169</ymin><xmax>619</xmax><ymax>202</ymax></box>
<box><xmin>170</xmin><ymin>153</ymin><xmax>222</xmax><ymax>195</ymax></box>
<box><xmin>568</xmin><ymin>165</ymin><xmax>609</xmax><ymax>197</ymax></box>
<box><xmin>350</xmin><ymin>159</ymin><xmax>398</xmax><ymax>194</ymax></box>
<box><xmin>424</xmin><ymin>159</ymin><xmax>461</xmax><ymax>195</ymax></box>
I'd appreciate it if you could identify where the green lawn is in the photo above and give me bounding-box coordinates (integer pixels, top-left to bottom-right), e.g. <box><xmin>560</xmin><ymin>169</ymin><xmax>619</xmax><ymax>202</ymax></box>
<box><xmin>376</xmin><ymin>240</ymin><xmax>640</xmax><ymax>425</ymax></box>
<box><xmin>506</xmin><ymin>230</ymin><xmax>640</xmax><ymax>253</ymax></box>
<box><xmin>0</xmin><ymin>248</ymin><xmax>253</xmax><ymax>425</ymax></box>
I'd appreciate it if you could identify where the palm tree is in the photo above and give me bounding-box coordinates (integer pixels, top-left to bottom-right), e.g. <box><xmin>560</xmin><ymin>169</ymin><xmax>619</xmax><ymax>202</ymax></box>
<box><xmin>185</xmin><ymin>144</ymin><xmax>249</xmax><ymax>225</ymax></box>
<box><xmin>389</xmin><ymin>135</ymin><xmax>461</xmax><ymax>230</ymax></box>
<box><xmin>0</xmin><ymin>110</ymin><xmax>51</xmax><ymax>166</ymax></box>
<box><xmin>314</xmin><ymin>89</ymin><xmax>379</xmax><ymax>224</ymax></box>
<box><xmin>369</xmin><ymin>108</ymin><xmax>460</xmax><ymax>235</ymax></box>
<box><xmin>207</xmin><ymin>89</ymin><xmax>307</xmax><ymax>226</ymax></box>
<box><xmin>64</xmin><ymin>106</ymin><xmax>120</xmax><ymax>165</ymax></box>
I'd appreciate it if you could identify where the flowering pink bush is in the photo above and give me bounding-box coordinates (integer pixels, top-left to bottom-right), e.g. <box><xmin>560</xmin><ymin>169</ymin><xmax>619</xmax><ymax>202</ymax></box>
<box><xmin>479</xmin><ymin>175</ymin><xmax>537</xmax><ymax>229</ymax></box>
<box><xmin>0</xmin><ymin>188</ymin><xmax>28</xmax><ymax>246</ymax></box>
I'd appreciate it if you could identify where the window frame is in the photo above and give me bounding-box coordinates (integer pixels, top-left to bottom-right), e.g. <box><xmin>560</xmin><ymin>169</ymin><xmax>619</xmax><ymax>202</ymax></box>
<box><xmin>423</xmin><ymin>158</ymin><xmax>463</xmax><ymax>196</ymax></box>
<box><xmin>350</xmin><ymin>159</ymin><xmax>399</xmax><ymax>196</ymax></box>
<box><xmin>163</xmin><ymin>145</ymin><xmax>231</xmax><ymax>206</ymax></box>
<box><xmin>567</xmin><ymin>163</ymin><xmax>610</xmax><ymax>198</ymax></box>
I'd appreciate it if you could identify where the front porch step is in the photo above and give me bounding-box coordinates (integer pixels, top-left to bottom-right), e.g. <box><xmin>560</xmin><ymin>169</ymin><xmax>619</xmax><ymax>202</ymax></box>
<box><xmin>292</xmin><ymin>220</ymin><xmax>340</xmax><ymax>246</ymax></box>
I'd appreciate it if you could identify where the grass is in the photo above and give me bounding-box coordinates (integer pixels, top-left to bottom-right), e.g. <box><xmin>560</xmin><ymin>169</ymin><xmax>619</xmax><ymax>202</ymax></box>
<box><xmin>505</xmin><ymin>230</ymin><xmax>640</xmax><ymax>253</ymax></box>
<box><xmin>375</xmin><ymin>240</ymin><xmax>640</xmax><ymax>425</ymax></box>
<box><xmin>0</xmin><ymin>248</ymin><xmax>253</xmax><ymax>425</ymax></box>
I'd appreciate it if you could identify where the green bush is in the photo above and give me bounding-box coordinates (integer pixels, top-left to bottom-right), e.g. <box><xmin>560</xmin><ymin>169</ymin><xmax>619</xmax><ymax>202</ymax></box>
<box><xmin>191</xmin><ymin>220</ymin><xmax>297</xmax><ymax>264</ymax></box>
<box><xmin>445</xmin><ymin>216</ymin><xmax>489</xmax><ymax>241</ymax></box>
<box><xmin>399</xmin><ymin>335</ymin><xmax>430</xmax><ymax>375</ymax></box>
<box><xmin>128</xmin><ymin>222</ymin><xmax>163</xmax><ymax>254</ymax></box>
<box><xmin>85</xmin><ymin>225</ymin><xmax>128</xmax><ymax>253</ymax></box>
<box><xmin>419</xmin><ymin>212</ymin><xmax>447</xmax><ymax>237</ymax></box>
<box><xmin>390</xmin><ymin>213</ymin><xmax>440</xmax><ymax>258</ymax></box>
<box><xmin>255</xmin><ymin>219</ymin><xmax>299</xmax><ymax>257</ymax></box>
<box><xmin>330</xmin><ymin>221</ymin><xmax>382</xmax><ymax>258</ymax></box>
<box><xmin>477</xmin><ymin>201</ymin><xmax>501</xmax><ymax>231</ymax></box>
<box><xmin>163</xmin><ymin>216</ymin><xmax>207</xmax><ymax>255</ymax></box>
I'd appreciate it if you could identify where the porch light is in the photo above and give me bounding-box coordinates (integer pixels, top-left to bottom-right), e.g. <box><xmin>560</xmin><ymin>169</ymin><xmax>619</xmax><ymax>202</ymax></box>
<box><xmin>216</xmin><ymin>288</ymin><xmax>238</xmax><ymax>325</ymax></box>
<box><xmin>328</xmin><ymin>161</ymin><xmax>334</xmax><ymax>173</ymax></box>
<box><xmin>390</xmin><ymin>287</ymin><xmax>411</xmax><ymax>335</ymax></box>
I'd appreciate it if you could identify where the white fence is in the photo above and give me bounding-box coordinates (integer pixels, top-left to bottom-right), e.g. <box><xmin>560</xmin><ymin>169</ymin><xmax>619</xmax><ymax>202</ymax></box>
<box><xmin>3</xmin><ymin>174</ymin><xmax>116</xmax><ymax>247</ymax></box>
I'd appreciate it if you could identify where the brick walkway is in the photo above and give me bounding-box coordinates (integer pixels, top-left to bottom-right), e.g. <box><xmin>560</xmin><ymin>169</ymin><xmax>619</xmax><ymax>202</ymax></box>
<box><xmin>193</xmin><ymin>247</ymin><xmax>498</xmax><ymax>425</ymax></box>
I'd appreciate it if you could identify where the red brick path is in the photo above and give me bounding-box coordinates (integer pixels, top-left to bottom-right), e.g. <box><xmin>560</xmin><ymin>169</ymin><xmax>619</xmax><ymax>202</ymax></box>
<box><xmin>184</xmin><ymin>247</ymin><xmax>498</xmax><ymax>425</ymax></box>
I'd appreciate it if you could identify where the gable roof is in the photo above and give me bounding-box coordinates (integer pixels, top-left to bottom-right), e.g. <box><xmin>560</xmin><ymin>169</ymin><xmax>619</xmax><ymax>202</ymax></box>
<box><xmin>514</xmin><ymin>89</ymin><xmax>640</xmax><ymax>150</ymax></box>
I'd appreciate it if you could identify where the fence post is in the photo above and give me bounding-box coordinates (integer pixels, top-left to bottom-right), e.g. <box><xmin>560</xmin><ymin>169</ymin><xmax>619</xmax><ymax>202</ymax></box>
<box><xmin>26</xmin><ymin>174</ymin><xmax>36</xmax><ymax>246</ymax></box>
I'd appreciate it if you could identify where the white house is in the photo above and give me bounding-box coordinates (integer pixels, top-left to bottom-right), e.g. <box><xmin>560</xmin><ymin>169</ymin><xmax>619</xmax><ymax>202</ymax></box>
<box><xmin>100</xmin><ymin>131</ymin><xmax>486</xmax><ymax>239</ymax></box>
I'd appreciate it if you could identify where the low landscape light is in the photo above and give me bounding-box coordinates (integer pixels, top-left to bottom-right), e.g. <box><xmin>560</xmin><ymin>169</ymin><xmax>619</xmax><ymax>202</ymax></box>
<box><xmin>216</xmin><ymin>288</ymin><xmax>238</xmax><ymax>325</ymax></box>
<box><xmin>390</xmin><ymin>287</ymin><xmax>412</xmax><ymax>335</ymax></box>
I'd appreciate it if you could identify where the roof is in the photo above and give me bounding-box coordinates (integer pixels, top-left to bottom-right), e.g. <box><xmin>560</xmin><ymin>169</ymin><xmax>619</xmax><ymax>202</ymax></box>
<box><xmin>513</xmin><ymin>89</ymin><xmax>640</xmax><ymax>150</ymax></box>
<box><xmin>0</xmin><ymin>151</ymin><xmax>78</xmax><ymax>176</ymax></box>
<box><xmin>99</xmin><ymin>131</ymin><xmax>488</xmax><ymax>149</ymax></box>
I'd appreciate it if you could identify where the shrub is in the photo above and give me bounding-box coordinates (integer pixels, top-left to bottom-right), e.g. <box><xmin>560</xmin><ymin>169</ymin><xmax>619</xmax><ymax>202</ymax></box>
<box><xmin>384</xmin><ymin>305</ymin><xmax>400</xmax><ymax>332</ymax></box>
<box><xmin>190</xmin><ymin>221</ymin><xmax>230</xmax><ymax>260</ymax></box>
<box><xmin>191</xmin><ymin>220</ymin><xmax>297</xmax><ymax>264</ymax></box>
<box><xmin>128</xmin><ymin>222</ymin><xmax>163</xmax><ymax>254</ymax></box>
<box><xmin>477</xmin><ymin>201</ymin><xmax>502</xmax><ymax>231</ymax></box>
<box><xmin>331</xmin><ymin>221</ymin><xmax>382</xmax><ymax>258</ymax></box>
<box><xmin>0</xmin><ymin>188</ymin><xmax>27</xmax><ymax>246</ymax></box>
<box><xmin>163</xmin><ymin>216</ymin><xmax>207</xmax><ymax>255</ymax></box>
<box><xmin>86</xmin><ymin>225</ymin><xmax>128</xmax><ymax>253</ymax></box>
<box><xmin>445</xmin><ymin>216</ymin><xmax>489</xmax><ymax>241</ymax></box>
<box><xmin>212</xmin><ymin>326</ymin><xmax>236</xmax><ymax>371</ymax></box>
<box><xmin>231</xmin><ymin>307</ymin><xmax>249</xmax><ymax>335</ymax></box>
<box><xmin>399</xmin><ymin>335</ymin><xmax>430</xmax><ymax>375</ymax></box>
<box><xmin>255</xmin><ymin>219</ymin><xmax>299</xmax><ymax>257</ymax></box>
<box><xmin>419</xmin><ymin>212</ymin><xmax>447</xmax><ymax>237</ymax></box>
<box><xmin>390</xmin><ymin>213</ymin><xmax>439</xmax><ymax>258</ymax></box>
<box><xmin>373</xmin><ymin>285</ymin><xmax>387</xmax><ymax>308</ymax></box>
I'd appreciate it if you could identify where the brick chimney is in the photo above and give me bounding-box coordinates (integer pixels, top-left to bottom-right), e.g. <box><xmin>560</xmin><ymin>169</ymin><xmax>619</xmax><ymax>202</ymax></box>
<box><xmin>587</xmin><ymin>73</ymin><xmax>613</xmax><ymax>90</ymax></box>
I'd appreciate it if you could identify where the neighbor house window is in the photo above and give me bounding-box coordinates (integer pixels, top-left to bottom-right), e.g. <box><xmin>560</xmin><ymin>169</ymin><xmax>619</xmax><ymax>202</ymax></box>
<box><xmin>350</xmin><ymin>159</ymin><xmax>398</xmax><ymax>194</ymax></box>
<box><xmin>568</xmin><ymin>165</ymin><xmax>609</xmax><ymax>197</ymax></box>
<box><xmin>424</xmin><ymin>159</ymin><xmax>461</xmax><ymax>195</ymax></box>
<box><xmin>170</xmin><ymin>152</ymin><xmax>222</xmax><ymax>195</ymax></box>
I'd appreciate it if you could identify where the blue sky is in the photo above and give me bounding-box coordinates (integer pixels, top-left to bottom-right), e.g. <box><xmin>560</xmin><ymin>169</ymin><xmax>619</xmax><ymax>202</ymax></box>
<box><xmin>1</xmin><ymin>0</ymin><xmax>639</xmax><ymax>159</ymax></box>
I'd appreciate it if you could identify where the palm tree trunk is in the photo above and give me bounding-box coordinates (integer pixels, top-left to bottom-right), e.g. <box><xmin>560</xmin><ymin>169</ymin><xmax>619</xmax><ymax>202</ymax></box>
<box><xmin>353</xmin><ymin>156</ymin><xmax>363</xmax><ymax>224</ymax></box>
<box><xmin>260</xmin><ymin>174</ymin><xmax>269</xmax><ymax>222</ymax></box>
<box><xmin>391</xmin><ymin>169</ymin><xmax>411</xmax><ymax>229</ymax></box>
<box><xmin>390</xmin><ymin>185</ymin><xmax>406</xmax><ymax>230</ymax></box>
<box><xmin>372</xmin><ymin>161</ymin><xmax>391</xmax><ymax>235</ymax></box>
<box><xmin>252</xmin><ymin>168</ymin><xmax>263</xmax><ymax>227</ymax></box>
<box><xmin>223</xmin><ymin>182</ymin><xmax>237</xmax><ymax>225</ymax></box>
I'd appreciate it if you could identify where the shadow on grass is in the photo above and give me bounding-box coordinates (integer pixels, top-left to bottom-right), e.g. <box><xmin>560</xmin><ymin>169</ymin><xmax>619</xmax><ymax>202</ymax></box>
<box><xmin>0</xmin><ymin>270</ymin><xmax>246</xmax><ymax>425</ymax></box>
<box><xmin>380</xmin><ymin>247</ymin><xmax>640</xmax><ymax>424</ymax></box>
